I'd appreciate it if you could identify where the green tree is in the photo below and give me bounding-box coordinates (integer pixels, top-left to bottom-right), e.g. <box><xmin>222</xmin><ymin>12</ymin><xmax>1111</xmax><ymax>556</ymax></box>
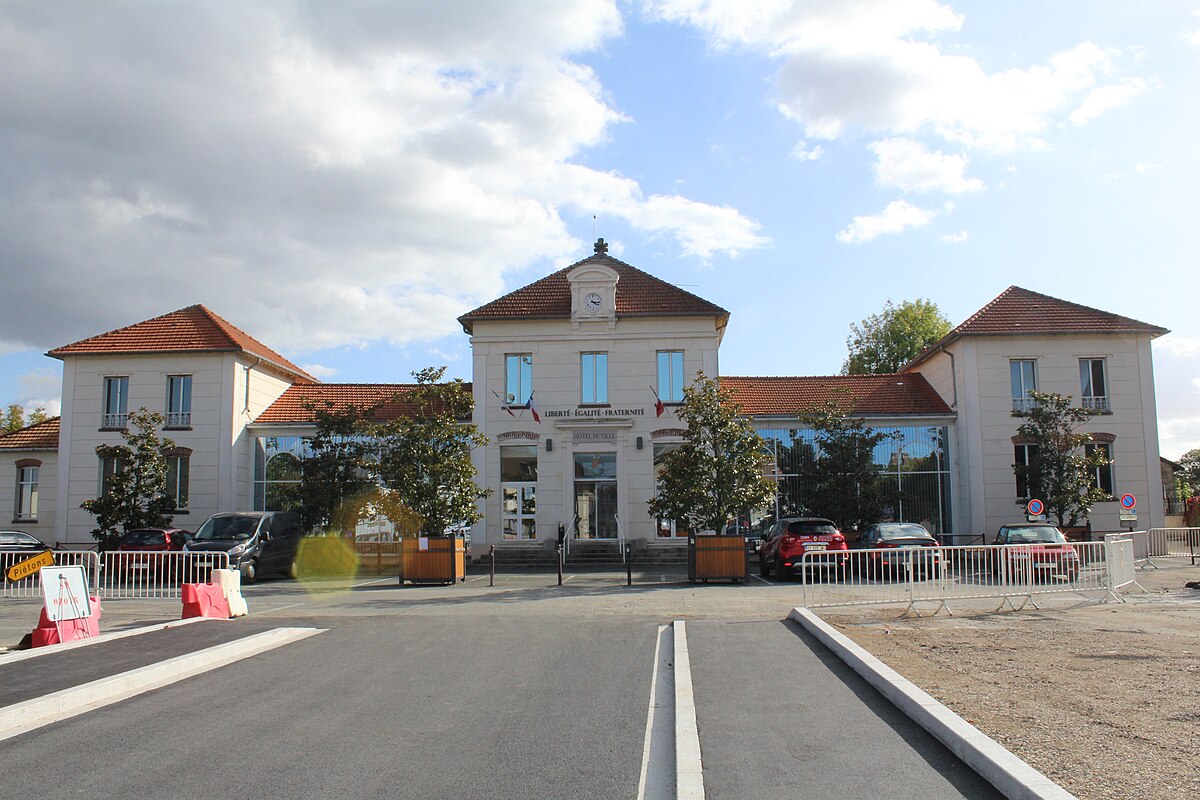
<box><xmin>649</xmin><ymin>373</ymin><xmax>776</xmax><ymax>533</ymax></box>
<box><xmin>2</xmin><ymin>403</ymin><xmax>47</xmax><ymax>433</ymax></box>
<box><xmin>1013</xmin><ymin>391</ymin><xmax>1109</xmax><ymax>527</ymax></box>
<box><xmin>1177</xmin><ymin>448</ymin><xmax>1200</xmax><ymax>495</ymax></box>
<box><xmin>799</xmin><ymin>400</ymin><xmax>898</xmax><ymax>531</ymax></box>
<box><xmin>80</xmin><ymin>408</ymin><xmax>176</xmax><ymax>549</ymax></box>
<box><xmin>375</xmin><ymin>367</ymin><xmax>489</xmax><ymax>536</ymax></box>
<box><xmin>843</xmin><ymin>298</ymin><xmax>952</xmax><ymax>374</ymax></box>
<box><xmin>299</xmin><ymin>400</ymin><xmax>380</xmax><ymax>533</ymax></box>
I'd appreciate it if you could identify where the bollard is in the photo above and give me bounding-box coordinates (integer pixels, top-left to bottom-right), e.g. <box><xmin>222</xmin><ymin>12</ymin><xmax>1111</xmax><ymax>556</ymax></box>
<box><xmin>626</xmin><ymin>542</ymin><xmax>632</xmax><ymax>586</ymax></box>
<box><xmin>489</xmin><ymin>544</ymin><xmax>495</xmax><ymax>587</ymax></box>
<box><xmin>556</xmin><ymin>541</ymin><xmax>563</xmax><ymax>586</ymax></box>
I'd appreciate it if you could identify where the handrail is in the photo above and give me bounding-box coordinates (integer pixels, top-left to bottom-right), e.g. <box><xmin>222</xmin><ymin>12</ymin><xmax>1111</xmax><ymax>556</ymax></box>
<box><xmin>614</xmin><ymin>513</ymin><xmax>626</xmax><ymax>563</ymax></box>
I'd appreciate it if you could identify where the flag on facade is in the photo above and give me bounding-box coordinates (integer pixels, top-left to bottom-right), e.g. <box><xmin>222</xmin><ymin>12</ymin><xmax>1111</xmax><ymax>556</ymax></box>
<box><xmin>525</xmin><ymin>392</ymin><xmax>541</xmax><ymax>423</ymax></box>
<box><xmin>650</xmin><ymin>386</ymin><xmax>665</xmax><ymax>417</ymax></box>
<box><xmin>491</xmin><ymin>389</ymin><xmax>516</xmax><ymax>417</ymax></box>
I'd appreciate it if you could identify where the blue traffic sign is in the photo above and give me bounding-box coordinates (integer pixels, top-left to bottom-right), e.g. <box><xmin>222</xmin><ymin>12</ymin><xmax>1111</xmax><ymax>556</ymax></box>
<box><xmin>1026</xmin><ymin>499</ymin><xmax>1044</xmax><ymax>516</ymax></box>
<box><xmin>1120</xmin><ymin>493</ymin><xmax>1137</xmax><ymax>510</ymax></box>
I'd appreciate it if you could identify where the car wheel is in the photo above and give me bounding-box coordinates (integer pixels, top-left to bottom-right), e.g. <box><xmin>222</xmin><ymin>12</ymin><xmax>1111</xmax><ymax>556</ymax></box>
<box><xmin>242</xmin><ymin>559</ymin><xmax>258</xmax><ymax>584</ymax></box>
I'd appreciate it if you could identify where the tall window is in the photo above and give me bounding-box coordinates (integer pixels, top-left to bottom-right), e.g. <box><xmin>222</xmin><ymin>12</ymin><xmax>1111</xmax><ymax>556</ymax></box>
<box><xmin>657</xmin><ymin>350</ymin><xmax>684</xmax><ymax>403</ymax></box>
<box><xmin>1079</xmin><ymin>359</ymin><xmax>1108</xmax><ymax>412</ymax></box>
<box><xmin>505</xmin><ymin>354</ymin><xmax>533</xmax><ymax>405</ymax></box>
<box><xmin>1010</xmin><ymin>359</ymin><xmax>1037</xmax><ymax>413</ymax></box>
<box><xmin>166</xmin><ymin>375</ymin><xmax>192</xmax><ymax>428</ymax></box>
<box><xmin>166</xmin><ymin>454</ymin><xmax>190</xmax><ymax>510</ymax></box>
<box><xmin>15</xmin><ymin>464</ymin><xmax>39</xmax><ymax>520</ymax></box>
<box><xmin>103</xmin><ymin>376</ymin><xmax>129</xmax><ymax>428</ymax></box>
<box><xmin>580</xmin><ymin>353</ymin><xmax>608</xmax><ymax>404</ymax></box>
<box><xmin>500</xmin><ymin>445</ymin><xmax>538</xmax><ymax>540</ymax></box>
<box><xmin>100</xmin><ymin>455</ymin><xmax>122</xmax><ymax>497</ymax></box>
<box><xmin>1085</xmin><ymin>442</ymin><xmax>1114</xmax><ymax>496</ymax></box>
<box><xmin>1014</xmin><ymin>444</ymin><xmax>1039</xmax><ymax>499</ymax></box>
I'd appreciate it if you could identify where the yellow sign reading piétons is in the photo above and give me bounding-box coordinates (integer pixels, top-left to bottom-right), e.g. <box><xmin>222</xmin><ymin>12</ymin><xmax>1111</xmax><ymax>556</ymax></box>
<box><xmin>6</xmin><ymin>550</ymin><xmax>56</xmax><ymax>582</ymax></box>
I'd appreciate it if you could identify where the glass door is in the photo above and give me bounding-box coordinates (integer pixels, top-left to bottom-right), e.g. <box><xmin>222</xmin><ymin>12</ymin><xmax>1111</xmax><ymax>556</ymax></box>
<box><xmin>573</xmin><ymin>452</ymin><xmax>617</xmax><ymax>539</ymax></box>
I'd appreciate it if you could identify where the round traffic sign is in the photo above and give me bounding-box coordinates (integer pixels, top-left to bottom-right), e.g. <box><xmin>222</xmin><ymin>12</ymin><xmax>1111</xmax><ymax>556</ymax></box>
<box><xmin>1120</xmin><ymin>493</ymin><xmax>1137</xmax><ymax>510</ymax></box>
<box><xmin>1026</xmin><ymin>498</ymin><xmax>1044</xmax><ymax>516</ymax></box>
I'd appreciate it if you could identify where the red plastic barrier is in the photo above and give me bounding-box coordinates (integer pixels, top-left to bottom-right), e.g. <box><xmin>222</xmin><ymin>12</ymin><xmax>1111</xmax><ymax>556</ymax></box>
<box><xmin>181</xmin><ymin>582</ymin><xmax>231</xmax><ymax>619</ymax></box>
<box><xmin>31</xmin><ymin>596</ymin><xmax>102</xmax><ymax>647</ymax></box>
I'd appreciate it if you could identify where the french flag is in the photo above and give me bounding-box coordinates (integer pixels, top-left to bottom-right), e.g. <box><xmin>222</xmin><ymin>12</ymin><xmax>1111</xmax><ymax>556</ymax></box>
<box><xmin>524</xmin><ymin>392</ymin><xmax>541</xmax><ymax>423</ymax></box>
<box><xmin>650</xmin><ymin>386</ymin><xmax>665</xmax><ymax>417</ymax></box>
<box><xmin>491</xmin><ymin>389</ymin><xmax>516</xmax><ymax>418</ymax></box>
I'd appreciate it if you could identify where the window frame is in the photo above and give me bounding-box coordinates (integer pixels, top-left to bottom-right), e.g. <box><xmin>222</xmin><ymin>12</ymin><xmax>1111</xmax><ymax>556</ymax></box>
<box><xmin>1085</xmin><ymin>442</ymin><xmax>1114</xmax><ymax>497</ymax></box>
<box><xmin>657</xmin><ymin>350</ymin><xmax>685</xmax><ymax>403</ymax></box>
<box><xmin>580</xmin><ymin>352</ymin><xmax>609</xmax><ymax>405</ymax></box>
<box><xmin>505</xmin><ymin>353</ymin><xmax>533</xmax><ymax>406</ymax></box>
<box><xmin>102</xmin><ymin>376</ymin><xmax>130</xmax><ymax>429</ymax></box>
<box><xmin>15</xmin><ymin>463</ymin><xmax>39</xmax><ymax>521</ymax></box>
<box><xmin>166</xmin><ymin>453</ymin><xmax>190</xmax><ymax>511</ymax></box>
<box><xmin>166</xmin><ymin>374</ymin><xmax>193</xmax><ymax>429</ymax></box>
<box><xmin>1079</xmin><ymin>358</ymin><xmax>1109</xmax><ymax>412</ymax></box>
<box><xmin>1013</xmin><ymin>443</ymin><xmax>1040</xmax><ymax>499</ymax></box>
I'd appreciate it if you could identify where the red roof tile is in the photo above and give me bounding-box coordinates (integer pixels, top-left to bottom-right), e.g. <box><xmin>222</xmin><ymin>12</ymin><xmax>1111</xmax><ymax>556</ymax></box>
<box><xmin>721</xmin><ymin>375</ymin><xmax>952</xmax><ymax>417</ymax></box>
<box><xmin>907</xmin><ymin>287</ymin><xmax>1168</xmax><ymax>369</ymax></box>
<box><xmin>458</xmin><ymin>249</ymin><xmax>728</xmax><ymax>333</ymax></box>
<box><xmin>253</xmin><ymin>383</ymin><xmax>473</xmax><ymax>425</ymax></box>
<box><xmin>0</xmin><ymin>417</ymin><xmax>60</xmax><ymax>450</ymax></box>
<box><xmin>47</xmin><ymin>306</ymin><xmax>316</xmax><ymax>383</ymax></box>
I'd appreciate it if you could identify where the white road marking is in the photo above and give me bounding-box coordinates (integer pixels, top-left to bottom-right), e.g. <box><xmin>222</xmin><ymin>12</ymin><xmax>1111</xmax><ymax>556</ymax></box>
<box><xmin>253</xmin><ymin>602</ymin><xmax>306</xmax><ymax>615</ymax></box>
<box><xmin>751</xmin><ymin>574</ymin><xmax>773</xmax><ymax>585</ymax></box>
<box><xmin>673</xmin><ymin>620</ymin><xmax>706</xmax><ymax>799</ymax></box>
<box><xmin>637</xmin><ymin>624</ymin><xmax>675</xmax><ymax>800</ymax></box>
<box><xmin>464</xmin><ymin>576</ymin><xmax>487</xmax><ymax>583</ymax></box>
<box><xmin>0</xmin><ymin>627</ymin><xmax>324</xmax><ymax>742</ymax></box>
<box><xmin>351</xmin><ymin>577</ymin><xmax>393</xmax><ymax>588</ymax></box>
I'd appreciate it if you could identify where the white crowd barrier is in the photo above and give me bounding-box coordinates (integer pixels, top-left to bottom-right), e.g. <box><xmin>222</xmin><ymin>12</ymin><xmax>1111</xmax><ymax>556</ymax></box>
<box><xmin>1</xmin><ymin>550</ymin><xmax>101</xmax><ymax>598</ymax></box>
<box><xmin>1</xmin><ymin>550</ymin><xmax>229</xmax><ymax>600</ymax></box>
<box><xmin>800</xmin><ymin>541</ymin><xmax>1113</xmax><ymax>614</ymax></box>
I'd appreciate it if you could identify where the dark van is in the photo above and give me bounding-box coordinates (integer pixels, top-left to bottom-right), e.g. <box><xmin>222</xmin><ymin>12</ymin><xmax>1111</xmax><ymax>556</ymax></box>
<box><xmin>183</xmin><ymin>512</ymin><xmax>303</xmax><ymax>582</ymax></box>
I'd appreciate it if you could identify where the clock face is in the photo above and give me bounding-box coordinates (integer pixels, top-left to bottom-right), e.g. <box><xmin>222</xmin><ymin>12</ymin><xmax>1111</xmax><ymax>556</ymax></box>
<box><xmin>584</xmin><ymin>292</ymin><xmax>603</xmax><ymax>311</ymax></box>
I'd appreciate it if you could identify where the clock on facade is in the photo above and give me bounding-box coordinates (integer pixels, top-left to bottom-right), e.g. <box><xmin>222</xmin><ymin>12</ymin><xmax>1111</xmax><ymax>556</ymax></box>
<box><xmin>584</xmin><ymin>292</ymin><xmax>603</xmax><ymax>311</ymax></box>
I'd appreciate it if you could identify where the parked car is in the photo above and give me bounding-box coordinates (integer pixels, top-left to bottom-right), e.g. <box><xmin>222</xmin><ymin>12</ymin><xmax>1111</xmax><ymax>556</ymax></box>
<box><xmin>990</xmin><ymin>523</ymin><xmax>1080</xmax><ymax>581</ymax></box>
<box><xmin>851</xmin><ymin>523</ymin><xmax>941</xmax><ymax>577</ymax></box>
<box><xmin>758</xmin><ymin>517</ymin><xmax>848</xmax><ymax>580</ymax></box>
<box><xmin>116</xmin><ymin>528</ymin><xmax>193</xmax><ymax>576</ymax></box>
<box><xmin>183</xmin><ymin>512</ymin><xmax>304</xmax><ymax>582</ymax></box>
<box><xmin>0</xmin><ymin>530</ymin><xmax>53</xmax><ymax>553</ymax></box>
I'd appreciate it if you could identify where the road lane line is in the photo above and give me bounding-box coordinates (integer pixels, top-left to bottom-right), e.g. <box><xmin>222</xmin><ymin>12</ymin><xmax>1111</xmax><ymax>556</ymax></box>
<box><xmin>0</xmin><ymin>627</ymin><xmax>324</xmax><ymax>743</ymax></box>
<box><xmin>637</xmin><ymin>624</ymin><xmax>675</xmax><ymax>800</ymax></box>
<box><xmin>673</xmin><ymin>620</ymin><xmax>705</xmax><ymax>799</ymax></box>
<box><xmin>751</xmin><ymin>574</ymin><xmax>773</xmax><ymax>585</ymax></box>
<box><xmin>252</xmin><ymin>602</ymin><xmax>306</xmax><ymax>615</ymax></box>
<box><xmin>351</xmin><ymin>577</ymin><xmax>393</xmax><ymax>588</ymax></box>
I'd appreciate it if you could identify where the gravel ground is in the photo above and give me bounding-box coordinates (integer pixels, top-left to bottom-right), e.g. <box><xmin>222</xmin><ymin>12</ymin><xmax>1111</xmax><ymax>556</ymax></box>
<box><xmin>826</xmin><ymin>566</ymin><xmax>1200</xmax><ymax>800</ymax></box>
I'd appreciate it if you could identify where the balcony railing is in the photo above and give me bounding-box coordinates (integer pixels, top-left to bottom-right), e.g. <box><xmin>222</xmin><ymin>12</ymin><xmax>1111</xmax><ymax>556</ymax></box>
<box><xmin>166</xmin><ymin>411</ymin><xmax>192</xmax><ymax>428</ymax></box>
<box><xmin>1082</xmin><ymin>395</ymin><xmax>1110</xmax><ymax>412</ymax></box>
<box><xmin>102</xmin><ymin>412</ymin><xmax>127</xmax><ymax>429</ymax></box>
<box><xmin>1011</xmin><ymin>397</ymin><xmax>1038</xmax><ymax>413</ymax></box>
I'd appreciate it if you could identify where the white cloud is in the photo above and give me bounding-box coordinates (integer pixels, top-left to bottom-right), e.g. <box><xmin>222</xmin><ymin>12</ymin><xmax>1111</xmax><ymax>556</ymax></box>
<box><xmin>939</xmin><ymin>231</ymin><xmax>968</xmax><ymax>243</ymax></box>
<box><xmin>836</xmin><ymin>200</ymin><xmax>936</xmax><ymax>244</ymax></box>
<box><xmin>1185</xmin><ymin>29</ymin><xmax>1200</xmax><ymax>49</ymax></box>
<box><xmin>648</xmin><ymin>1</ymin><xmax>1141</xmax><ymax>153</ymax></box>
<box><xmin>0</xmin><ymin>2</ymin><xmax>767</xmax><ymax>356</ymax></box>
<box><xmin>1154</xmin><ymin>338</ymin><xmax>1200</xmax><ymax>359</ymax></box>
<box><xmin>868</xmin><ymin>138</ymin><xmax>982</xmax><ymax>193</ymax></box>
<box><xmin>1067</xmin><ymin>78</ymin><xmax>1147</xmax><ymax>125</ymax></box>
<box><xmin>299</xmin><ymin>364</ymin><xmax>339</xmax><ymax>380</ymax></box>
<box><xmin>790</xmin><ymin>140</ymin><xmax>823</xmax><ymax>161</ymax></box>
<box><xmin>12</xmin><ymin>370</ymin><xmax>61</xmax><ymax>417</ymax></box>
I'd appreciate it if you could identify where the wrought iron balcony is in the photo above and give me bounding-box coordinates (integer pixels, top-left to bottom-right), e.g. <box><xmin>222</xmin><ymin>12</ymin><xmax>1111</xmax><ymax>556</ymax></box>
<box><xmin>101</xmin><ymin>413</ymin><xmax>127</xmax><ymax>429</ymax></box>
<box><xmin>1011</xmin><ymin>397</ymin><xmax>1038</xmax><ymax>413</ymax></box>
<box><xmin>166</xmin><ymin>411</ymin><xmax>192</xmax><ymax>428</ymax></box>
<box><xmin>1081</xmin><ymin>396</ymin><xmax>1110</xmax><ymax>412</ymax></box>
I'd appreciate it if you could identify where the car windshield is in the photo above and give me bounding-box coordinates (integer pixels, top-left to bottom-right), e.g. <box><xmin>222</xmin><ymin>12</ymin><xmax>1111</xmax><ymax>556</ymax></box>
<box><xmin>1003</xmin><ymin>527</ymin><xmax>1066</xmax><ymax>544</ymax></box>
<box><xmin>194</xmin><ymin>516</ymin><xmax>259</xmax><ymax>541</ymax></box>
<box><xmin>121</xmin><ymin>530</ymin><xmax>166</xmax><ymax>547</ymax></box>
<box><xmin>878</xmin><ymin>524</ymin><xmax>932</xmax><ymax>540</ymax></box>
<box><xmin>788</xmin><ymin>521</ymin><xmax>837</xmax><ymax>536</ymax></box>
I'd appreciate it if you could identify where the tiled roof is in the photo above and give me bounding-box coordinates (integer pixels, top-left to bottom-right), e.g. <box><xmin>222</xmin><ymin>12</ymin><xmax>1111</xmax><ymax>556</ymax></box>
<box><xmin>47</xmin><ymin>305</ymin><xmax>316</xmax><ymax>383</ymax></box>
<box><xmin>721</xmin><ymin>375</ymin><xmax>952</xmax><ymax>417</ymax></box>
<box><xmin>254</xmin><ymin>383</ymin><xmax>473</xmax><ymax>425</ymax></box>
<box><xmin>0</xmin><ymin>417</ymin><xmax>61</xmax><ymax>450</ymax></box>
<box><xmin>906</xmin><ymin>286</ymin><xmax>1169</xmax><ymax>369</ymax></box>
<box><xmin>458</xmin><ymin>250</ymin><xmax>728</xmax><ymax>332</ymax></box>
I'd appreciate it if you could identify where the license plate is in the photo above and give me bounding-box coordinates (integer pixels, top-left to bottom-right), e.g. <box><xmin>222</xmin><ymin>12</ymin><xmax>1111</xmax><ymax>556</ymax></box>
<box><xmin>806</xmin><ymin>543</ymin><xmax>827</xmax><ymax>551</ymax></box>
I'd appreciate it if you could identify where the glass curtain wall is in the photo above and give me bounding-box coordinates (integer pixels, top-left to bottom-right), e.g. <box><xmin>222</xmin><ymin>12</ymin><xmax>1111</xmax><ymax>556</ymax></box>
<box><xmin>758</xmin><ymin>424</ymin><xmax>953</xmax><ymax>534</ymax></box>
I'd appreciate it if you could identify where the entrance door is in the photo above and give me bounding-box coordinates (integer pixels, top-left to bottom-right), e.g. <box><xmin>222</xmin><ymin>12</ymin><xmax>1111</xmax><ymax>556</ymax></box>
<box><xmin>573</xmin><ymin>452</ymin><xmax>617</xmax><ymax>539</ymax></box>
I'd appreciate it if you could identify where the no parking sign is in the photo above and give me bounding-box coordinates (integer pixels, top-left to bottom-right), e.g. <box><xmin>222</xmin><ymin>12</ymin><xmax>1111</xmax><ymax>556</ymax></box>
<box><xmin>1026</xmin><ymin>498</ymin><xmax>1045</xmax><ymax>521</ymax></box>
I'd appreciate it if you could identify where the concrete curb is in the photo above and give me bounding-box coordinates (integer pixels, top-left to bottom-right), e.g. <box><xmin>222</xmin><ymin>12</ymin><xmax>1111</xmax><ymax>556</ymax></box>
<box><xmin>0</xmin><ymin>616</ymin><xmax>222</xmax><ymax>665</ymax></box>
<box><xmin>0</xmin><ymin>626</ymin><xmax>323</xmax><ymax>742</ymax></box>
<box><xmin>790</xmin><ymin>608</ymin><xmax>1077</xmax><ymax>800</ymax></box>
<box><xmin>672</xmin><ymin>620</ymin><xmax>705</xmax><ymax>800</ymax></box>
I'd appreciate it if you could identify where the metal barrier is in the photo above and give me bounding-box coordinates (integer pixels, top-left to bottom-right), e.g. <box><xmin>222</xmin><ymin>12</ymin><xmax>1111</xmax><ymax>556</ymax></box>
<box><xmin>1146</xmin><ymin>527</ymin><xmax>1199</xmax><ymax>565</ymax></box>
<box><xmin>800</xmin><ymin>542</ymin><xmax>1113</xmax><ymax>615</ymax></box>
<box><xmin>96</xmin><ymin>551</ymin><xmax>230</xmax><ymax>599</ymax></box>
<box><xmin>1</xmin><ymin>551</ymin><xmax>101</xmax><ymax>598</ymax></box>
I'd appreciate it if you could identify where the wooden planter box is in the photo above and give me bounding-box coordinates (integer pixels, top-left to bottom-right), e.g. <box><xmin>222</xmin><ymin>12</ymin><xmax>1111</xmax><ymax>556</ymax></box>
<box><xmin>400</xmin><ymin>536</ymin><xmax>466</xmax><ymax>585</ymax></box>
<box><xmin>689</xmin><ymin>535</ymin><xmax>748</xmax><ymax>583</ymax></box>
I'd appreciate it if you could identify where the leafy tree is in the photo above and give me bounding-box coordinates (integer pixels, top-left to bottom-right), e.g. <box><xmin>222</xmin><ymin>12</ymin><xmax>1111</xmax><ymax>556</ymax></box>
<box><xmin>649</xmin><ymin>373</ymin><xmax>776</xmax><ymax>533</ymax></box>
<box><xmin>80</xmin><ymin>408</ymin><xmax>176</xmax><ymax>549</ymax></box>
<box><xmin>2</xmin><ymin>403</ymin><xmax>48</xmax><ymax>433</ymax></box>
<box><xmin>298</xmin><ymin>400</ymin><xmax>380</xmax><ymax>533</ymax></box>
<box><xmin>799</xmin><ymin>400</ymin><xmax>898</xmax><ymax>531</ymax></box>
<box><xmin>1013</xmin><ymin>391</ymin><xmax>1109</xmax><ymax>527</ymax></box>
<box><xmin>375</xmin><ymin>367</ymin><xmax>489</xmax><ymax>536</ymax></box>
<box><xmin>1177</xmin><ymin>448</ymin><xmax>1200</xmax><ymax>495</ymax></box>
<box><xmin>843</xmin><ymin>298</ymin><xmax>952</xmax><ymax>375</ymax></box>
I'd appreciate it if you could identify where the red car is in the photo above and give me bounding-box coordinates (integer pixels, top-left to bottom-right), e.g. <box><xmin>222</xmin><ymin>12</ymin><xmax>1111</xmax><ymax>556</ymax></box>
<box><xmin>759</xmin><ymin>517</ymin><xmax>848</xmax><ymax>580</ymax></box>
<box><xmin>991</xmin><ymin>524</ymin><xmax>1080</xmax><ymax>581</ymax></box>
<box><xmin>850</xmin><ymin>523</ymin><xmax>941</xmax><ymax>577</ymax></box>
<box><xmin>116</xmin><ymin>528</ymin><xmax>193</xmax><ymax>575</ymax></box>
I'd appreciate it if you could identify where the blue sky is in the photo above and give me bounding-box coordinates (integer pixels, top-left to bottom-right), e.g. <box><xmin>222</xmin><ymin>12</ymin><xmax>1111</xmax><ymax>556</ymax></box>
<box><xmin>1</xmin><ymin>1</ymin><xmax>1197</xmax><ymax>457</ymax></box>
